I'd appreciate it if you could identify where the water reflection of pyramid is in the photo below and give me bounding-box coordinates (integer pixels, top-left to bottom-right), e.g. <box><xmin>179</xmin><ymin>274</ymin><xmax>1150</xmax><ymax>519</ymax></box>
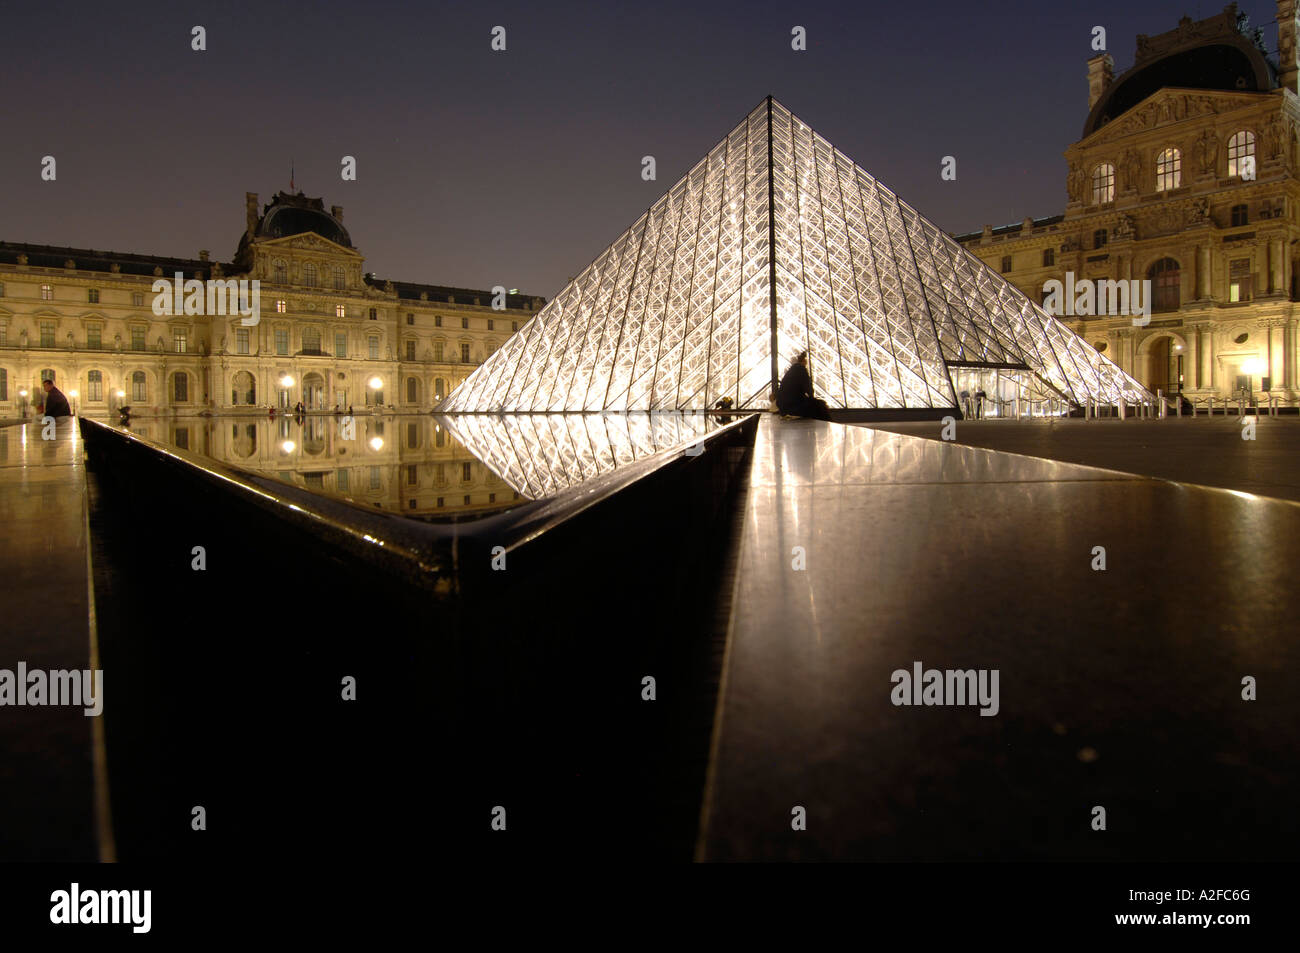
<box><xmin>442</xmin><ymin>97</ymin><xmax>1151</xmax><ymax>413</ymax></box>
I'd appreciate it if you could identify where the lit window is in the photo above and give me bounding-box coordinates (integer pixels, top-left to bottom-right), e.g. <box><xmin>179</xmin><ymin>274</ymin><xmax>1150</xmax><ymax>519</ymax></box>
<box><xmin>87</xmin><ymin>288</ymin><xmax>100</xmax><ymax>303</ymax></box>
<box><xmin>174</xmin><ymin>331</ymin><xmax>188</xmax><ymax>353</ymax></box>
<box><xmin>1227</xmin><ymin>131</ymin><xmax>1255</xmax><ymax>178</ymax></box>
<box><xmin>1091</xmin><ymin>163</ymin><xmax>1115</xmax><ymax>204</ymax></box>
<box><xmin>304</xmin><ymin>263</ymin><xmax>318</xmax><ymax>287</ymax></box>
<box><xmin>87</xmin><ymin>370</ymin><xmax>102</xmax><ymax>401</ymax></box>
<box><xmin>41</xmin><ymin>284</ymin><xmax>53</xmax><ymax>301</ymax></box>
<box><xmin>1156</xmin><ymin>148</ymin><xmax>1181</xmax><ymax>192</ymax></box>
<box><xmin>276</xmin><ymin>299</ymin><xmax>287</xmax><ymax>313</ymax></box>
<box><xmin>236</xmin><ymin>328</ymin><xmax>250</xmax><ymax>354</ymax></box>
<box><xmin>336</xmin><ymin>304</ymin><xmax>346</xmax><ymax>317</ymax></box>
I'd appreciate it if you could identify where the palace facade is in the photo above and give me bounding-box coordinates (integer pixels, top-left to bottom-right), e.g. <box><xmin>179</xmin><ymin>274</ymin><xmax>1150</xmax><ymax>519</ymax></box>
<box><xmin>0</xmin><ymin>190</ymin><xmax>544</xmax><ymax>417</ymax></box>
<box><xmin>956</xmin><ymin>2</ymin><xmax>1300</xmax><ymax>402</ymax></box>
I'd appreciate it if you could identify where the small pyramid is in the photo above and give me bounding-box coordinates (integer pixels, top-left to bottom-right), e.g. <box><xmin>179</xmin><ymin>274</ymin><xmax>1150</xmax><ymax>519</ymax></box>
<box><xmin>443</xmin><ymin>97</ymin><xmax>1151</xmax><ymax>412</ymax></box>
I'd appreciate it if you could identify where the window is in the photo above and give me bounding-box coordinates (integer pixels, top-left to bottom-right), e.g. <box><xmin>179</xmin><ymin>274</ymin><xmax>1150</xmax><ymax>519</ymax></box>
<box><xmin>1155</xmin><ymin>148</ymin><xmax>1181</xmax><ymax>191</ymax></box>
<box><xmin>0</xmin><ymin>282</ymin><xmax>5</xmax><ymax>297</ymax></box>
<box><xmin>1042</xmin><ymin>248</ymin><xmax>1055</xmax><ymax>267</ymax></box>
<box><xmin>461</xmin><ymin>317</ymin><xmax>469</xmax><ymax>329</ymax></box>
<box><xmin>1229</xmin><ymin>258</ymin><xmax>1252</xmax><ymax>302</ymax></box>
<box><xmin>275</xmin><ymin>329</ymin><xmax>289</xmax><ymax>355</ymax></box>
<box><xmin>368</xmin><ymin>337</ymin><xmax>379</xmax><ymax>360</ymax></box>
<box><xmin>369</xmin><ymin>466</ymin><xmax>380</xmax><ymax>489</ymax></box>
<box><xmin>0</xmin><ymin>326</ymin><xmax>6</xmax><ymax>345</ymax></box>
<box><xmin>235</xmin><ymin>328</ymin><xmax>249</xmax><ymax>354</ymax></box>
<box><xmin>406</xmin><ymin>464</ymin><xmax>418</xmax><ymax>486</ymax></box>
<box><xmin>512</xmin><ymin>321</ymin><xmax>519</xmax><ymax>331</ymax></box>
<box><xmin>274</xmin><ymin>261</ymin><xmax>287</xmax><ymax>284</ymax></box>
<box><xmin>460</xmin><ymin>343</ymin><xmax>471</xmax><ymax>362</ymax></box>
<box><xmin>132</xmin><ymin>371</ymin><xmax>146</xmax><ymax>401</ymax></box>
<box><xmin>302</xmin><ymin>328</ymin><xmax>321</xmax><ymax>354</ymax></box>
<box><xmin>87</xmin><ymin>326</ymin><xmax>101</xmax><ymax>349</ymax></box>
<box><xmin>1091</xmin><ymin>163</ymin><xmax>1115</xmax><ymax>204</ymax></box>
<box><xmin>433</xmin><ymin>341</ymin><xmax>444</xmax><ymax>362</ymax></box>
<box><xmin>437</xmin><ymin>497</ymin><xmax>444</xmax><ymax>508</ymax></box>
<box><xmin>337</xmin><ymin>469</ymin><xmax>350</xmax><ymax>493</ymax></box>
<box><xmin>406</xmin><ymin>313</ymin><xmax>414</xmax><ymax>325</ymax></box>
<box><xmin>1227</xmin><ymin>130</ymin><xmax>1255</xmax><ymax>178</ymax></box>
<box><xmin>87</xmin><ymin>370</ymin><xmax>102</xmax><ymax>401</ymax></box>
<box><xmin>174</xmin><ymin>331</ymin><xmax>188</xmax><ymax>353</ymax></box>
<box><xmin>435</xmin><ymin>377</ymin><xmax>445</xmax><ymax>398</ymax></box>
<box><xmin>1148</xmin><ymin>258</ymin><xmax>1181</xmax><ymax>312</ymax></box>
<box><xmin>276</xmin><ymin>299</ymin><xmax>287</xmax><ymax>313</ymax></box>
<box><xmin>369</xmin><ymin>308</ymin><xmax>378</xmax><ymax>321</ymax></box>
<box><xmin>173</xmin><ymin>372</ymin><xmax>188</xmax><ymax>402</ymax></box>
<box><xmin>406</xmin><ymin>422</ymin><xmax>418</xmax><ymax>447</ymax></box>
<box><xmin>40</xmin><ymin>368</ymin><xmax>55</xmax><ymax>383</ymax></box>
<box><xmin>304</xmin><ymin>263</ymin><xmax>318</xmax><ymax>287</ymax></box>
<box><xmin>41</xmin><ymin>284</ymin><xmax>53</xmax><ymax>301</ymax></box>
<box><xmin>435</xmin><ymin>315</ymin><xmax>442</xmax><ymax>327</ymax></box>
<box><xmin>335</xmin><ymin>332</ymin><xmax>347</xmax><ymax>358</ymax></box>
<box><xmin>489</xmin><ymin>493</ymin><xmax>496</xmax><ymax>504</ymax></box>
<box><xmin>405</xmin><ymin>340</ymin><xmax>416</xmax><ymax>360</ymax></box>
<box><xmin>463</xmin><ymin>495</ymin><xmax>471</xmax><ymax>506</ymax></box>
<box><xmin>131</xmin><ymin>327</ymin><xmax>145</xmax><ymax>351</ymax></box>
<box><xmin>132</xmin><ymin>292</ymin><xmax>143</xmax><ymax>306</ymax></box>
<box><xmin>406</xmin><ymin>377</ymin><xmax>417</xmax><ymax>402</ymax></box>
<box><xmin>435</xmin><ymin>428</ymin><xmax>445</xmax><ymax>448</ymax></box>
<box><xmin>487</xmin><ymin>319</ymin><xmax>494</xmax><ymax>331</ymax></box>
<box><xmin>87</xmin><ymin>288</ymin><xmax>100</xmax><ymax>304</ymax></box>
<box><xmin>336</xmin><ymin>304</ymin><xmax>346</xmax><ymax>318</ymax></box>
<box><xmin>435</xmin><ymin>463</ymin><xmax>446</xmax><ymax>484</ymax></box>
<box><xmin>1093</xmin><ymin>229</ymin><xmax>1107</xmax><ymax>249</ymax></box>
<box><xmin>1000</xmin><ymin>256</ymin><xmax>1012</xmax><ymax>273</ymax></box>
<box><xmin>40</xmin><ymin>322</ymin><xmax>55</xmax><ymax>347</ymax></box>
<box><xmin>1231</xmin><ymin>204</ymin><xmax>1248</xmax><ymax>227</ymax></box>
<box><xmin>333</xmin><ymin>268</ymin><xmax>345</xmax><ymax>290</ymax></box>
<box><xmin>462</xmin><ymin>462</ymin><xmax>472</xmax><ymax>482</ymax></box>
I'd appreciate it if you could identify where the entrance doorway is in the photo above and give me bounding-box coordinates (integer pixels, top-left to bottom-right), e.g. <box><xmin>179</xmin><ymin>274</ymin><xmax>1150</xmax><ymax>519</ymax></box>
<box><xmin>302</xmin><ymin>372</ymin><xmax>326</xmax><ymax>411</ymax></box>
<box><xmin>947</xmin><ymin>366</ymin><xmax>1068</xmax><ymax>419</ymax></box>
<box><xmin>1143</xmin><ymin>337</ymin><xmax>1183</xmax><ymax>393</ymax></box>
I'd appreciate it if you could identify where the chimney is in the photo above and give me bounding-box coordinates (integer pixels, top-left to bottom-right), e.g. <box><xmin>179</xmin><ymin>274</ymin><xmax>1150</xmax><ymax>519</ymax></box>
<box><xmin>198</xmin><ymin>250</ymin><xmax>209</xmax><ymax>262</ymax></box>
<box><xmin>331</xmin><ymin>205</ymin><xmax>343</xmax><ymax>222</ymax></box>
<box><xmin>1087</xmin><ymin>53</ymin><xmax>1114</xmax><ymax>110</ymax></box>
<box><xmin>245</xmin><ymin>192</ymin><xmax>259</xmax><ymax>239</ymax></box>
<box><xmin>1280</xmin><ymin>0</ymin><xmax>1300</xmax><ymax>94</ymax></box>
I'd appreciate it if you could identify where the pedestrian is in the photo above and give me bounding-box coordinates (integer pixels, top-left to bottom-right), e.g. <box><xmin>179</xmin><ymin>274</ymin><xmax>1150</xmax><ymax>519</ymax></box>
<box><xmin>776</xmin><ymin>351</ymin><xmax>831</xmax><ymax>421</ymax></box>
<box><xmin>38</xmin><ymin>379</ymin><xmax>72</xmax><ymax>418</ymax></box>
<box><xmin>974</xmin><ymin>388</ymin><xmax>987</xmax><ymax>419</ymax></box>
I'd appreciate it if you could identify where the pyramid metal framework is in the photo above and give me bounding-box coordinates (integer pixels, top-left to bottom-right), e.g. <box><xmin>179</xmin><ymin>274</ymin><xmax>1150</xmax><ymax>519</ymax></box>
<box><xmin>442</xmin><ymin>97</ymin><xmax>1152</xmax><ymax>413</ymax></box>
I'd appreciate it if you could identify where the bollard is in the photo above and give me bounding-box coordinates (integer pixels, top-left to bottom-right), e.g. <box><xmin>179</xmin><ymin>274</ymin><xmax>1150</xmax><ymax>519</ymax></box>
<box><xmin>1119</xmin><ymin>396</ymin><xmax>1127</xmax><ymax>419</ymax></box>
<box><xmin>1176</xmin><ymin>395</ymin><xmax>1182</xmax><ymax>417</ymax></box>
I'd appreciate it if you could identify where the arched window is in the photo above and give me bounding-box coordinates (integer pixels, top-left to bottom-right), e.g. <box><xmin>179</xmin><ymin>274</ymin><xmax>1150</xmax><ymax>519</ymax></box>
<box><xmin>87</xmin><ymin>370</ymin><xmax>103</xmax><ymax>401</ymax></box>
<box><xmin>434</xmin><ymin>377</ymin><xmax>446</xmax><ymax>398</ymax></box>
<box><xmin>304</xmin><ymin>263</ymin><xmax>318</xmax><ymax>287</ymax></box>
<box><xmin>173</xmin><ymin>371</ymin><xmax>189</xmax><ymax>402</ymax></box>
<box><xmin>132</xmin><ymin>371</ymin><xmax>147</xmax><ymax>402</ymax></box>
<box><xmin>1148</xmin><ymin>258</ymin><xmax>1181</xmax><ymax>313</ymax></box>
<box><xmin>273</xmin><ymin>260</ymin><xmax>287</xmax><ymax>284</ymax></box>
<box><xmin>1091</xmin><ymin>163</ymin><xmax>1115</xmax><ymax>203</ymax></box>
<box><xmin>1227</xmin><ymin>130</ymin><xmax>1255</xmax><ymax>178</ymax></box>
<box><xmin>1155</xmin><ymin>148</ymin><xmax>1181</xmax><ymax>191</ymax></box>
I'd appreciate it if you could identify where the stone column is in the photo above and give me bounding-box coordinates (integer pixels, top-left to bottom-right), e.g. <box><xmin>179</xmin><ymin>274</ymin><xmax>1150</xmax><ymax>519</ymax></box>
<box><xmin>1202</xmin><ymin>329</ymin><xmax>1215</xmax><ymax>390</ymax></box>
<box><xmin>1188</xmin><ymin>326</ymin><xmax>1201</xmax><ymax>389</ymax></box>
<box><xmin>1280</xmin><ymin>0</ymin><xmax>1300</xmax><ymax>95</ymax></box>
<box><xmin>1272</xmin><ymin>238</ymin><xmax>1286</xmax><ymax>294</ymax></box>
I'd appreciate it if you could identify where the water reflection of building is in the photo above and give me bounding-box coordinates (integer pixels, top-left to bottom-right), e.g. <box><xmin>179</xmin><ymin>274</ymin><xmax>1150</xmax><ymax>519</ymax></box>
<box><xmin>0</xmin><ymin>191</ymin><xmax>543</xmax><ymax>419</ymax></box>
<box><xmin>957</xmin><ymin>3</ymin><xmax>1300</xmax><ymax>402</ymax></box>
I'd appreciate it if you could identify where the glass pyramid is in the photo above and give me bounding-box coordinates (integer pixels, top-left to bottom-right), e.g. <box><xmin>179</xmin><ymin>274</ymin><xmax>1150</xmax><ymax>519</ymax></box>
<box><xmin>442</xmin><ymin>97</ymin><xmax>1151</xmax><ymax>413</ymax></box>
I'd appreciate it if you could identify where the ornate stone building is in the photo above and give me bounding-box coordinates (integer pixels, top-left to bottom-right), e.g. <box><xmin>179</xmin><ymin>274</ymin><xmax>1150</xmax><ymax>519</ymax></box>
<box><xmin>957</xmin><ymin>2</ymin><xmax>1300</xmax><ymax>402</ymax></box>
<box><xmin>0</xmin><ymin>190</ymin><xmax>544</xmax><ymax>417</ymax></box>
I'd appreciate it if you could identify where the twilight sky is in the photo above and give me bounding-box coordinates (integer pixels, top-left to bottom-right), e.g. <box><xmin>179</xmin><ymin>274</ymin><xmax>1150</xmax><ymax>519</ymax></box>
<box><xmin>0</xmin><ymin>0</ymin><xmax>1280</xmax><ymax>298</ymax></box>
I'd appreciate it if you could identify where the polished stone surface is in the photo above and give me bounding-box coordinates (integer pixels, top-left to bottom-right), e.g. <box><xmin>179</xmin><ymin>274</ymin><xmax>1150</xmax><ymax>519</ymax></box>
<box><xmin>0</xmin><ymin>418</ymin><xmax>100</xmax><ymax>860</ymax></box>
<box><xmin>698</xmin><ymin>416</ymin><xmax>1300</xmax><ymax>861</ymax></box>
<box><xmin>865</xmin><ymin>417</ymin><xmax>1300</xmax><ymax>503</ymax></box>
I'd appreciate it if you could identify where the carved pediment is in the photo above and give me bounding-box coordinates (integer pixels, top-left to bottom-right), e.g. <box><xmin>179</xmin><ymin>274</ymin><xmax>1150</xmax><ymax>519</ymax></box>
<box><xmin>1079</xmin><ymin>88</ymin><xmax>1274</xmax><ymax>148</ymax></box>
<box><xmin>256</xmin><ymin>232</ymin><xmax>361</xmax><ymax>258</ymax></box>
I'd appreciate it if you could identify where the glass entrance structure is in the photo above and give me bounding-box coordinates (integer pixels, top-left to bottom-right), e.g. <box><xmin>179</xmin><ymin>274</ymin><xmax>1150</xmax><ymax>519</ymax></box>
<box><xmin>441</xmin><ymin>97</ymin><xmax>1152</xmax><ymax>414</ymax></box>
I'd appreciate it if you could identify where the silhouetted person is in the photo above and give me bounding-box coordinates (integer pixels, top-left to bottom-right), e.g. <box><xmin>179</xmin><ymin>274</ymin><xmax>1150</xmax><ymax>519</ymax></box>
<box><xmin>776</xmin><ymin>351</ymin><xmax>831</xmax><ymax>421</ymax></box>
<box><xmin>38</xmin><ymin>380</ymin><xmax>72</xmax><ymax>418</ymax></box>
<box><xmin>974</xmin><ymin>388</ymin><xmax>987</xmax><ymax>419</ymax></box>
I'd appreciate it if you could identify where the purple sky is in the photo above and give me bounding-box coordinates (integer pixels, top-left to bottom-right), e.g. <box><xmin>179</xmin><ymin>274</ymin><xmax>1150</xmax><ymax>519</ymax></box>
<box><xmin>0</xmin><ymin>0</ymin><xmax>1280</xmax><ymax>298</ymax></box>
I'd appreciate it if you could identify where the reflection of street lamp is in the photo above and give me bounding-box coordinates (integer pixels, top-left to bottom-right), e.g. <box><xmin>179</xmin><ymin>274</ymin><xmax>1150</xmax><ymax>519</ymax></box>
<box><xmin>18</xmin><ymin>387</ymin><xmax>29</xmax><ymax>419</ymax></box>
<box><xmin>69</xmin><ymin>389</ymin><xmax>79</xmax><ymax>414</ymax></box>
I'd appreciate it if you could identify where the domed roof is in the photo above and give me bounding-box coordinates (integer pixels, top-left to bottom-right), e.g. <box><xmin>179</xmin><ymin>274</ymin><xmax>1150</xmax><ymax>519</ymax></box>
<box><xmin>1083</xmin><ymin>6</ymin><xmax>1276</xmax><ymax>137</ymax></box>
<box><xmin>255</xmin><ymin>192</ymin><xmax>352</xmax><ymax>247</ymax></box>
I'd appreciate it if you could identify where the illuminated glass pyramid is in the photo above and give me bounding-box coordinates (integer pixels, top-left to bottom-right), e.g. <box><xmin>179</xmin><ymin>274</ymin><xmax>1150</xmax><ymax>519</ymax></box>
<box><xmin>442</xmin><ymin>97</ymin><xmax>1151</xmax><ymax>412</ymax></box>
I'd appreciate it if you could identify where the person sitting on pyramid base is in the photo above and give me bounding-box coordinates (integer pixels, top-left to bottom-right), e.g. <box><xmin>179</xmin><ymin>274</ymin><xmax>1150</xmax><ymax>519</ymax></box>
<box><xmin>776</xmin><ymin>351</ymin><xmax>831</xmax><ymax>420</ymax></box>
